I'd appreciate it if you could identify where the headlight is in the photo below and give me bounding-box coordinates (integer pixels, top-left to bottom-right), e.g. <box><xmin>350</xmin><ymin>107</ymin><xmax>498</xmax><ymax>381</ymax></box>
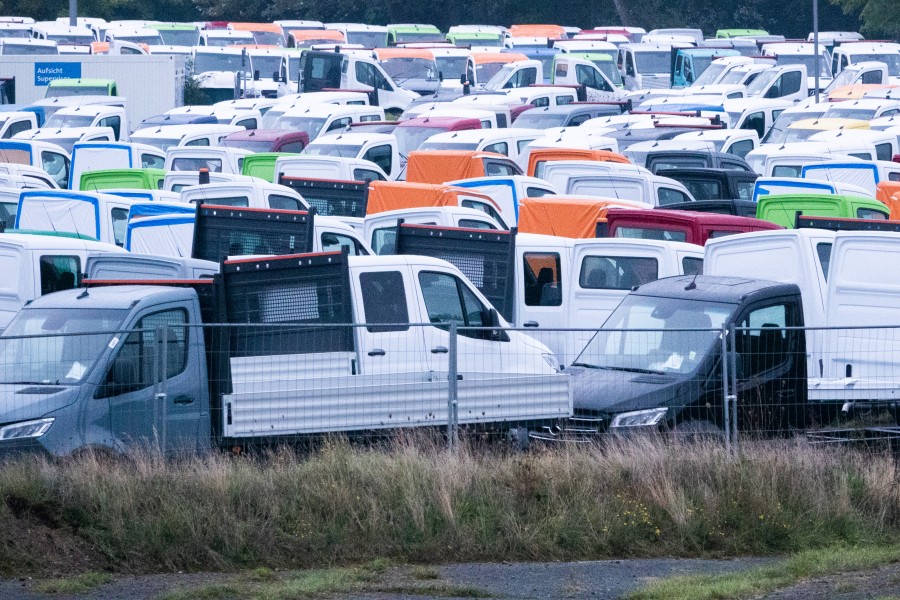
<box><xmin>610</xmin><ymin>408</ymin><xmax>667</xmax><ymax>429</ymax></box>
<box><xmin>541</xmin><ymin>353</ymin><xmax>560</xmax><ymax>372</ymax></box>
<box><xmin>0</xmin><ymin>418</ymin><xmax>54</xmax><ymax>440</ymax></box>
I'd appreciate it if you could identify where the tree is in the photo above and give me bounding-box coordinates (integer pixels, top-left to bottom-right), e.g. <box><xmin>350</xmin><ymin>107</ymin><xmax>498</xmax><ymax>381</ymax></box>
<box><xmin>830</xmin><ymin>0</ymin><xmax>899</xmax><ymax>38</ymax></box>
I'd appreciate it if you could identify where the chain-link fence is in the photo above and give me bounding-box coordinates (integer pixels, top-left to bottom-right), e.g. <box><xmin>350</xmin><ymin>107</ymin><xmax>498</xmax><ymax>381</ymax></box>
<box><xmin>0</xmin><ymin>321</ymin><xmax>898</xmax><ymax>457</ymax></box>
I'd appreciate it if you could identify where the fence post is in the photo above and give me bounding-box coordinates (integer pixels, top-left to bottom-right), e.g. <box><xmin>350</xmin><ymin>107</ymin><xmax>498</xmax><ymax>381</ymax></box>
<box><xmin>448</xmin><ymin>323</ymin><xmax>459</xmax><ymax>451</ymax></box>
<box><xmin>721</xmin><ymin>324</ymin><xmax>731</xmax><ymax>454</ymax></box>
<box><xmin>728</xmin><ymin>323</ymin><xmax>739</xmax><ymax>456</ymax></box>
<box><xmin>157</xmin><ymin>326</ymin><xmax>169</xmax><ymax>454</ymax></box>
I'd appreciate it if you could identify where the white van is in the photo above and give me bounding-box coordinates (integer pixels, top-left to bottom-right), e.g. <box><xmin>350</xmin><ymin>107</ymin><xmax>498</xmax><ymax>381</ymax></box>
<box><xmin>129</xmin><ymin>125</ymin><xmax>244</xmax><ymax>152</ymax></box>
<box><xmin>69</xmin><ymin>141</ymin><xmax>165</xmax><ymax>190</ymax></box>
<box><xmin>164</xmin><ymin>146</ymin><xmax>253</xmax><ymax>175</ymax></box>
<box><xmin>304</xmin><ymin>133</ymin><xmax>401</xmax><ymax>180</ymax></box>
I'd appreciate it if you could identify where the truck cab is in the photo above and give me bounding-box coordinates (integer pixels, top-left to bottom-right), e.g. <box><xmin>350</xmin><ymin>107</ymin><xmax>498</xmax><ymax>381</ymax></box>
<box><xmin>69</xmin><ymin>141</ymin><xmax>165</xmax><ymax>190</ymax></box>
<box><xmin>41</xmin><ymin>104</ymin><xmax>129</xmax><ymax>142</ymax></box>
<box><xmin>304</xmin><ymin>132</ymin><xmax>400</xmax><ymax>180</ymax></box>
<box><xmin>602</xmin><ymin>207</ymin><xmax>782</xmax><ymax>245</ymax></box>
<box><xmin>0</xmin><ymin>112</ymin><xmax>37</xmax><ymax>139</ymax></box>
<box><xmin>756</xmin><ymin>193</ymin><xmax>890</xmax><ymax>227</ymax></box>
<box><xmin>129</xmin><ymin>125</ymin><xmax>244</xmax><ymax>152</ymax></box>
<box><xmin>164</xmin><ymin>147</ymin><xmax>252</xmax><ymax>175</ymax></box>
<box><xmin>0</xmin><ymin>139</ymin><xmax>70</xmax><ymax>188</ymax></box>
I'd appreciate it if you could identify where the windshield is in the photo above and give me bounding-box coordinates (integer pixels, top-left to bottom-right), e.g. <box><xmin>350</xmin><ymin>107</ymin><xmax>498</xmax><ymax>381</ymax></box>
<box><xmin>418</xmin><ymin>141</ymin><xmax>478</xmax><ymax>151</ymax></box>
<box><xmin>572</xmin><ymin>295</ymin><xmax>734</xmax><ymax>375</ymax></box>
<box><xmin>193</xmin><ymin>53</ymin><xmax>250</xmax><ymax>75</ymax></box>
<box><xmin>475</xmin><ymin>62</ymin><xmax>506</xmax><ymax>83</ymax></box>
<box><xmin>38</xmin><ymin>136</ymin><xmax>79</xmax><ymax>153</ymax></box>
<box><xmin>250</xmin><ymin>55</ymin><xmax>283</xmax><ymax>78</ymax></box>
<box><xmin>221</xmin><ymin>138</ymin><xmax>272</xmax><ymax>152</ymax></box>
<box><xmin>435</xmin><ymin>56</ymin><xmax>467</xmax><ymax>79</ymax></box>
<box><xmin>46</xmin><ymin>34</ymin><xmax>93</xmax><ymax>45</ymax></box>
<box><xmin>274</xmin><ymin>116</ymin><xmax>327</xmax><ymax>138</ymax></box>
<box><xmin>303</xmin><ymin>143</ymin><xmax>363</xmax><ymax>157</ymax></box>
<box><xmin>746</xmin><ymin>68</ymin><xmax>780</xmax><ymax>96</ymax></box>
<box><xmin>44</xmin><ymin>113</ymin><xmax>95</xmax><ymax>128</ymax></box>
<box><xmin>719</xmin><ymin>69</ymin><xmax>752</xmax><ymax>85</ymax></box>
<box><xmin>761</xmin><ymin>111</ymin><xmax>823</xmax><ymax>144</ymax></box>
<box><xmin>381</xmin><ymin>57</ymin><xmax>437</xmax><ymax>82</ymax></box>
<box><xmin>0</xmin><ymin>201</ymin><xmax>17</xmax><ymax>230</ymax></box>
<box><xmin>594</xmin><ymin>60</ymin><xmax>623</xmax><ymax>85</ymax></box>
<box><xmin>823</xmin><ymin>107</ymin><xmax>878</xmax><ymax>120</ymax></box>
<box><xmin>45</xmin><ymin>85</ymin><xmax>110</xmax><ymax>97</ymax></box>
<box><xmin>396</xmin><ymin>125</ymin><xmax>446</xmax><ymax>157</ymax></box>
<box><xmin>394</xmin><ymin>31</ymin><xmax>444</xmax><ymax>44</ymax></box>
<box><xmin>251</xmin><ymin>31</ymin><xmax>284</xmax><ymax>46</ymax></box>
<box><xmin>635</xmin><ymin>51</ymin><xmax>670</xmax><ymax>74</ymax></box>
<box><xmin>776</xmin><ymin>54</ymin><xmax>830</xmax><ymax>77</ymax></box>
<box><xmin>348</xmin><ymin>31</ymin><xmax>388</xmax><ymax>48</ymax></box>
<box><xmin>693</xmin><ymin>61</ymin><xmax>730</xmax><ymax>86</ymax></box>
<box><xmin>781</xmin><ymin>126</ymin><xmax>822</xmax><ymax>143</ymax></box>
<box><xmin>130</xmin><ymin>136</ymin><xmax>179</xmax><ymax>151</ymax></box>
<box><xmin>1</xmin><ymin>43</ymin><xmax>57</xmax><ymax>55</ymax></box>
<box><xmin>851</xmin><ymin>53</ymin><xmax>900</xmax><ymax>76</ymax></box>
<box><xmin>0</xmin><ymin>308</ymin><xmax>128</xmax><ymax>385</ymax></box>
<box><xmin>157</xmin><ymin>29</ymin><xmax>200</xmax><ymax>46</ymax></box>
<box><xmin>116</xmin><ymin>35</ymin><xmax>161</xmax><ymax>45</ymax></box>
<box><xmin>511</xmin><ymin>111</ymin><xmax>566</xmax><ymax>129</ymax></box>
<box><xmin>484</xmin><ymin>63</ymin><xmax>518</xmax><ymax>89</ymax></box>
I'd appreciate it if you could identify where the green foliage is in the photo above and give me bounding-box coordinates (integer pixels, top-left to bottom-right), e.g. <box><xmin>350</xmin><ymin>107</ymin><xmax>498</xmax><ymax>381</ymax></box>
<box><xmin>830</xmin><ymin>0</ymin><xmax>900</xmax><ymax>38</ymax></box>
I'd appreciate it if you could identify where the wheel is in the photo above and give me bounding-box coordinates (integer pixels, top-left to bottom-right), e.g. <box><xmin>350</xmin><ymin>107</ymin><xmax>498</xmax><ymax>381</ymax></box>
<box><xmin>669</xmin><ymin>420</ymin><xmax>725</xmax><ymax>443</ymax></box>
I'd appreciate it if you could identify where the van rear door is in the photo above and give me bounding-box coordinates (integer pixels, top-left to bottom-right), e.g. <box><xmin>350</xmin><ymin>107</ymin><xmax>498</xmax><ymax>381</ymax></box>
<box><xmin>299</xmin><ymin>51</ymin><xmax>344</xmax><ymax>93</ymax></box>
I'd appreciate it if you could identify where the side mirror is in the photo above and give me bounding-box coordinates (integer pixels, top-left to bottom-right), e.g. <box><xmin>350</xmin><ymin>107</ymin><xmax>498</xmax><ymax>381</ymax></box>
<box><xmin>253</xmin><ymin>70</ymin><xmax>260</xmax><ymax>81</ymax></box>
<box><xmin>438</xmin><ymin>71</ymin><xmax>443</xmax><ymax>82</ymax></box>
<box><xmin>272</xmin><ymin>71</ymin><xmax>280</xmax><ymax>82</ymax></box>
<box><xmin>460</xmin><ymin>74</ymin><xmax>466</xmax><ymax>84</ymax></box>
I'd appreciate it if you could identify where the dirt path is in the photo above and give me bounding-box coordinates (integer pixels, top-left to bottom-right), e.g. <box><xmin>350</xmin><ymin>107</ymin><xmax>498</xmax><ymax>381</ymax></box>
<box><xmin>0</xmin><ymin>558</ymin><xmax>774</xmax><ymax>600</ymax></box>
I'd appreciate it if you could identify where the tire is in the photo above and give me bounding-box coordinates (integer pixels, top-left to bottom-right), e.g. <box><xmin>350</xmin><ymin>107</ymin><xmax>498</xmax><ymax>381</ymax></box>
<box><xmin>670</xmin><ymin>420</ymin><xmax>725</xmax><ymax>443</ymax></box>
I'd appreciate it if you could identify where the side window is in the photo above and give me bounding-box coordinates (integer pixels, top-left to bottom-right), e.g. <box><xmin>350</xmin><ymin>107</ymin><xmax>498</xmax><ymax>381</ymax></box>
<box><xmin>99</xmin><ymin>115</ymin><xmax>121</xmax><ymax>140</ymax></box>
<box><xmin>359</xmin><ymin>271</ymin><xmax>409</xmax><ymax>332</ymax></box>
<box><xmin>360</xmin><ymin>114</ymin><xmax>381</xmax><ymax>122</ymax></box>
<box><xmin>875</xmin><ymin>143</ymin><xmax>893</xmax><ymax>162</ymax></box>
<box><xmin>861</xmin><ymin>70</ymin><xmax>883</xmax><ymax>84</ymax></box>
<box><xmin>39</xmin><ymin>255</ymin><xmax>80</xmax><ymax>295</ymax></box>
<box><xmin>532</xmin><ymin>96</ymin><xmax>549</xmax><ymax>108</ymax></box>
<box><xmin>556</xmin><ymin>95</ymin><xmax>574</xmax><ymax>105</ymax></box>
<box><xmin>728</xmin><ymin>139</ymin><xmax>754</xmax><ymax>159</ymax></box>
<box><xmin>682</xmin><ymin>257</ymin><xmax>703</xmax><ymax>276</ymax></box>
<box><xmin>737</xmin><ymin>303</ymin><xmax>789</xmax><ymax>377</ymax></box>
<box><xmin>525</xmin><ymin>186</ymin><xmax>554</xmax><ymax>197</ymax></box>
<box><xmin>326</xmin><ymin>117</ymin><xmax>352</xmax><ymax>132</ymax></box>
<box><xmin>816</xmin><ymin>242</ymin><xmax>832</xmax><ymax>281</ymax></box>
<box><xmin>555</xmin><ymin>62</ymin><xmax>569</xmax><ymax>78</ymax></box>
<box><xmin>460</xmin><ymin>199</ymin><xmax>503</xmax><ymax>225</ymax></box>
<box><xmin>353</xmin><ymin>168</ymin><xmax>385</xmax><ymax>183</ymax></box>
<box><xmin>205</xmin><ymin>196</ymin><xmax>250</xmax><ymax>207</ymax></box>
<box><xmin>41</xmin><ymin>151</ymin><xmax>69</xmax><ymax>187</ymax></box>
<box><xmin>321</xmin><ymin>232</ymin><xmax>365</xmax><ymax>255</ymax></box>
<box><xmin>482</xmin><ymin>141</ymin><xmax>508</xmax><ymax>156</ymax></box>
<box><xmin>657</xmin><ymin>187</ymin><xmax>691</xmax><ymax>206</ymax></box>
<box><xmin>568</xmin><ymin>113</ymin><xmax>590</xmax><ymax>126</ymax></box>
<box><xmin>483</xmin><ymin>160</ymin><xmax>518</xmax><ymax>176</ymax></box>
<box><xmin>111</xmin><ymin>207</ymin><xmax>129</xmax><ymax>246</ymax></box>
<box><xmin>268</xmin><ymin>194</ymin><xmax>301</xmax><ymax>210</ymax></box>
<box><xmin>279</xmin><ymin>141</ymin><xmax>305</xmax><ymax>153</ymax></box>
<box><xmin>371</xmin><ymin>226</ymin><xmax>396</xmax><ymax>255</ymax></box>
<box><xmin>457</xmin><ymin>219</ymin><xmax>496</xmax><ymax>230</ymax></box>
<box><xmin>625</xmin><ymin>53</ymin><xmax>636</xmax><ymax>77</ymax></box>
<box><xmin>579</xmin><ymin>256</ymin><xmax>659</xmax><ymax>290</ymax></box>
<box><xmin>780</xmin><ymin>71</ymin><xmax>802</xmax><ymax>96</ymax></box>
<box><xmin>4</xmin><ymin>119</ymin><xmax>32</xmax><ymax>138</ymax></box>
<box><xmin>735</xmin><ymin>180</ymin><xmax>755</xmax><ymax>201</ymax></box>
<box><xmin>355</xmin><ymin>61</ymin><xmax>376</xmax><ymax>87</ymax></box>
<box><xmin>742</xmin><ymin>112</ymin><xmax>765</xmax><ymax>140</ymax></box>
<box><xmin>184</xmin><ymin>137</ymin><xmax>210</xmax><ymax>146</ymax></box>
<box><xmin>858</xmin><ymin>208</ymin><xmax>888</xmax><ymax>220</ymax></box>
<box><xmin>523</xmin><ymin>252</ymin><xmax>562</xmax><ymax>306</ymax></box>
<box><xmin>235</xmin><ymin>118</ymin><xmax>257</xmax><ymax>130</ymax></box>
<box><xmin>98</xmin><ymin>309</ymin><xmax>188</xmax><ymax>398</ymax></box>
<box><xmin>517</xmin><ymin>139</ymin><xmax>533</xmax><ymax>153</ymax></box>
<box><xmin>141</xmin><ymin>153</ymin><xmax>165</xmax><ymax>169</ymax></box>
<box><xmin>363</xmin><ymin>144</ymin><xmax>393</xmax><ymax>174</ymax></box>
<box><xmin>418</xmin><ymin>271</ymin><xmax>490</xmax><ymax>339</ymax></box>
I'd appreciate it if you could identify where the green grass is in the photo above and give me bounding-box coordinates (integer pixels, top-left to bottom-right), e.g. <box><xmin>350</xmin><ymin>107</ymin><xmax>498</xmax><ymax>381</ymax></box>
<box><xmin>34</xmin><ymin>571</ymin><xmax>113</xmax><ymax>594</ymax></box>
<box><xmin>2</xmin><ymin>438</ymin><xmax>899</xmax><ymax>576</ymax></box>
<box><xmin>627</xmin><ymin>545</ymin><xmax>900</xmax><ymax>600</ymax></box>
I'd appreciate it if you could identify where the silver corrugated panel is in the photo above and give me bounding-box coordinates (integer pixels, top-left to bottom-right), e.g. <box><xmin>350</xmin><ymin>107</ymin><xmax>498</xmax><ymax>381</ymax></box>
<box><xmin>641</xmin><ymin>76</ymin><xmax>671</xmax><ymax>90</ymax></box>
<box><xmin>229</xmin><ymin>352</ymin><xmax>356</xmax><ymax>394</ymax></box>
<box><xmin>222</xmin><ymin>372</ymin><xmax>572</xmax><ymax>437</ymax></box>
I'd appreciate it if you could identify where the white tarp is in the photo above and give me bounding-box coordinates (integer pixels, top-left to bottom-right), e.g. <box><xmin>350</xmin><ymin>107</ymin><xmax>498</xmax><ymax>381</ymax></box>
<box><xmin>127</xmin><ymin>218</ymin><xmax>194</xmax><ymax>256</ymax></box>
<box><xmin>801</xmin><ymin>162</ymin><xmax>879</xmax><ymax>195</ymax></box>
<box><xmin>70</xmin><ymin>146</ymin><xmax>133</xmax><ymax>191</ymax></box>
<box><xmin>17</xmin><ymin>196</ymin><xmax>99</xmax><ymax>239</ymax></box>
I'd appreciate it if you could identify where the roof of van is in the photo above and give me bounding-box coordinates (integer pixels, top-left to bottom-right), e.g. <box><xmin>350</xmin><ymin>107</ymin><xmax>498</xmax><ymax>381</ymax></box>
<box><xmin>228</xmin><ymin>22</ymin><xmax>281</xmax><ymax>33</ymax></box>
<box><xmin>470</xmin><ymin>52</ymin><xmax>528</xmax><ymax>64</ymax></box>
<box><xmin>26</xmin><ymin>285</ymin><xmax>197</xmax><ymax>310</ymax></box>
<box><xmin>527</xmin><ymin>148</ymin><xmax>630</xmax><ymax>177</ymax></box>
<box><xmin>631</xmin><ymin>275</ymin><xmax>796</xmax><ymax>304</ymax></box>
<box><xmin>289</xmin><ymin>29</ymin><xmax>345</xmax><ymax>41</ymax></box>
<box><xmin>788</xmin><ymin>117</ymin><xmax>870</xmax><ymax>131</ymax></box>
<box><xmin>375</xmin><ymin>48</ymin><xmax>434</xmax><ymax>60</ymax></box>
<box><xmin>366</xmin><ymin>181</ymin><xmax>499</xmax><ymax>214</ymax></box>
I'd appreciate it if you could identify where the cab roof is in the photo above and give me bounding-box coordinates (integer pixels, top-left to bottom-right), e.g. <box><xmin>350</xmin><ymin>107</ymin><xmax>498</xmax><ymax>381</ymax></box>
<box><xmin>527</xmin><ymin>148</ymin><xmax>630</xmax><ymax>177</ymax></box>
<box><xmin>517</xmin><ymin>196</ymin><xmax>648</xmax><ymax>238</ymax></box>
<box><xmin>470</xmin><ymin>52</ymin><xmax>528</xmax><ymax>64</ymax></box>
<box><xmin>406</xmin><ymin>150</ymin><xmax>509</xmax><ymax>184</ymax></box>
<box><xmin>366</xmin><ymin>180</ymin><xmax>499</xmax><ymax>214</ymax></box>
<box><xmin>632</xmin><ymin>275</ymin><xmax>797</xmax><ymax>304</ymax></box>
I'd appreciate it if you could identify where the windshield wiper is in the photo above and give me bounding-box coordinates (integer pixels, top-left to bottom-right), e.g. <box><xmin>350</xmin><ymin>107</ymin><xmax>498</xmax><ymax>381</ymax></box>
<box><xmin>598</xmin><ymin>366</ymin><xmax>667</xmax><ymax>375</ymax></box>
<box><xmin>570</xmin><ymin>362</ymin><xmax>600</xmax><ymax>369</ymax></box>
<box><xmin>6</xmin><ymin>380</ymin><xmax>61</xmax><ymax>385</ymax></box>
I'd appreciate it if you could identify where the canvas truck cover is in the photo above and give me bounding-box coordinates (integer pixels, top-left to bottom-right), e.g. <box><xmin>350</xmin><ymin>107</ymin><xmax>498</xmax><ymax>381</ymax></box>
<box><xmin>517</xmin><ymin>196</ymin><xmax>642</xmax><ymax>238</ymax></box>
<box><xmin>801</xmin><ymin>162</ymin><xmax>880</xmax><ymax>195</ymax></box>
<box><xmin>395</xmin><ymin>224</ymin><xmax>516</xmax><ymax>321</ymax></box>
<box><xmin>280</xmin><ymin>176</ymin><xmax>368</xmax><ymax>217</ymax></box>
<box><xmin>406</xmin><ymin>150</ymin><xmax>507</xmax><ymax>184</ymax></box>
<box><xmin>527</xmin><ymin>148</ymin><xmax>631</xmax><ymax>178</ymax></box>
<box><xmin>191</xmin><ymin>204</ymin><xmax>315</xmax><ymax>263</ymax></box>
<box><xmin>876</xmin><ymin>181</ymin><xmax>900</xmax><ymax>219</ymax></box>
<box><xmin>365</xmin><ymin>181</ymin><xmax>501</xmax><ymax>215</ymax></box>
<box><xmin>0</xmin><ymin>142</ymin><xmax>34</xmax><ymax>166</ymax></box>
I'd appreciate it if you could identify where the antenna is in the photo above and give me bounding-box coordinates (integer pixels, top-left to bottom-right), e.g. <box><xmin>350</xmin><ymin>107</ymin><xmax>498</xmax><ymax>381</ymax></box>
<box><xmin>684</xmin><ymin>271</ymin><xmax>699</xmax><ymax>290</ymax></box>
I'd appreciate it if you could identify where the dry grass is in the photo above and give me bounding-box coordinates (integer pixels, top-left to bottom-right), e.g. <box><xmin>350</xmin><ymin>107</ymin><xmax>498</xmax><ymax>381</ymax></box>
<box><xmin>0</xmin><ymin>437</ymin><xmax>898</xmax><ymax>576</ymax></box>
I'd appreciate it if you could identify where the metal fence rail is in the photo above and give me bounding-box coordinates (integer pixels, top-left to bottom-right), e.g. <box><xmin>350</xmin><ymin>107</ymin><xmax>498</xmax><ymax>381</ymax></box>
<box><xmin>0</xmin><ymin>322</ymin><xmax>898</xmax><ymax>457</ymax></box>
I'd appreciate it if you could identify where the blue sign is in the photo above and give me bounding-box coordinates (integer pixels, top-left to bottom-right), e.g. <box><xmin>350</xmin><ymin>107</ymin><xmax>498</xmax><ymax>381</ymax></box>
<box><xmin>34</xmin><ymin>62</ymin><xmax>82</xmax><ymax>86</ymax></box>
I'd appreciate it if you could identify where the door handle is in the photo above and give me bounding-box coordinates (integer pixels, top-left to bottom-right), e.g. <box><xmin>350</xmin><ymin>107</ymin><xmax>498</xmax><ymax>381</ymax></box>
<box><xmin>431</xmin><ymin>346</ymin><xmax>448</xmax><ymax>354</ymax></box>
<box><xmin>172</xmin><ymin>395</ymin><xmax>194</xmax><ymax>405</ymax></box>
<box><xmin>367</xmin><ymin>349</ymin><xmax>386</xmax><ymax>356</ymax></box>
<box><xmin>523</xmin><ymin>321</ymin><xmax>539</xmax><ymax>328</ymax></box>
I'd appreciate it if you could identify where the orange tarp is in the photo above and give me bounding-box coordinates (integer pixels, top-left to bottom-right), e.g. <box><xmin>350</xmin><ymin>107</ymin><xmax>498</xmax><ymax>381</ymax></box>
<box><xmin>470</xmin><ymin>52</ymin><xmax>528</xmax><ymax>65</ymax></box>
<box><xmin>827</xmin><ymin>84</ymin><xmax>897</xmax><ymax>102</ymax></box>
<box><xmin>290</xmin><ymin>29</ymin><xmax>345</xmax><ymax>42</ymax></box>
<box><xmin>517</xmin><ymin>196</ymin><xmax>648</xmax><ymax>238</ymax></box>
<box><xmin>366</xmin><ymin>181</ymin><xmax>500</xmax><ymax>215</ymax></box>
<box><xmin>229</xmin><ymin>23</ymin><xmax>282</xmax><ymax>33</ymax></box>
<box><xmin>508</xmin><ymin>24</ymin><xmax>567</xmax><ymax>39</ymax></box>
<box><xmin>876</xmin><ymin>181</ymin><xmax>900</xmax><ymax>220</ymax></box>
<box><xmin>375</xmin><ymin>48</ymin><xmax>434</xmax><ymax>60</ymax></box>
<box><xmin>406</xmin><ymin>150</ymin><xmax>506</xmax><ymax>184</ymax></box>
<box><xmin>526</xmin><ymin>148</ymin><xmax>631</xmax><ymax>177</ymax></box>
